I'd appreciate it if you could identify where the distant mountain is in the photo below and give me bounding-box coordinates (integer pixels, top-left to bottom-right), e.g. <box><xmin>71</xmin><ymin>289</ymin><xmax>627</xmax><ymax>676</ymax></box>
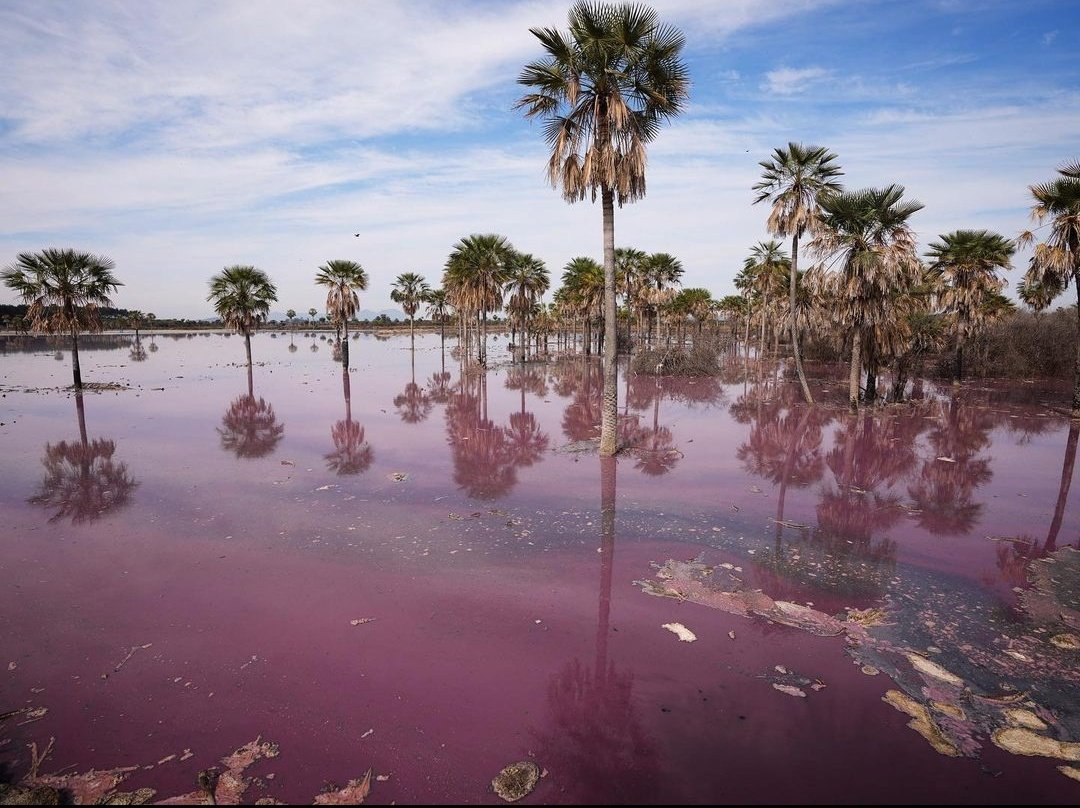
<box><xmin>268</xmin><ymin>308</ymin><xmax>405</xmax><ymax>322</ymax></box>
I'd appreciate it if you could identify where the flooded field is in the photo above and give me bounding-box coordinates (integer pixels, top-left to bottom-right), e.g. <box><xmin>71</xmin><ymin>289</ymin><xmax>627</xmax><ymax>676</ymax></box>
<box><xmin>1</xmin><ymin>331</ymin><xmax>1077</xmax><ymax>804</ymax></box>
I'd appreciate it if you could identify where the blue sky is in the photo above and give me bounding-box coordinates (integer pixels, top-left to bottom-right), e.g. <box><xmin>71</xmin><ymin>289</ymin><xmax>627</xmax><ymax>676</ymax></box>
<box><xmin>1</xmin><ymin>0</ymin><xmax>1077</xmax><ymax>318</ymax></box>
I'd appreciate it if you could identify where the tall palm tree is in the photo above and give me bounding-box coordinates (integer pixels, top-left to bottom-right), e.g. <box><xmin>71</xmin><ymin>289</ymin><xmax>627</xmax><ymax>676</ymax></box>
<box><xmin>926</xmin><ymin>229</ymin><xmax>1014</xmax><ymax>383</ymax></box>
<box><xmin>2</xmin><ymin>248</ymin><xmax>122</xmax><ymax>389</ymax></box>
<box><xmin>753</xmin><ymin>143</ymin><xmax>844</xmax><ymax>404</ymax></box>
<box><xmin>517</xmin><ymin>1</ymin><xmax>689</xmax><ymax>456</ymax></box>
<box><xmin>315</xmin><ymin>259</ymin><xmax>367</xmax><ymax>366</ymax></box>
<box><xmin>505</xmin><ymin>252</ymin><xmax>550</xmax><ymax>361</ymax></box>
<box><xmin>308</xmin><ymin>307</ymin><xmax>318</xmax><ymax>328</ymax></box>
<box><xmin>1018</xmin><ymin>159</ymin><xmax>1080</xmax><ymax>413</ymax></box>
<box><xmin>809</xmin><ymin>186</ymin><xmax>924</xmax><ymax>408</ymax></box>
<box><xmin>424</xmin><ymin>288</ymin><xmax>451</xmax><ymax>347</ymax></box>
<box><xmin>390</xmin><ymin>271</ymin><xmax>431</xmax><ymax>347</ymax></box>
<box><xmin>444</xmin><ymin>234</ymin><xmax>513</xmax><ymax>365</ymax></box>
<box><xmin>207</xmin><ymin>265</ymin><xmax>278</xmax><ymax>367</ymax></box>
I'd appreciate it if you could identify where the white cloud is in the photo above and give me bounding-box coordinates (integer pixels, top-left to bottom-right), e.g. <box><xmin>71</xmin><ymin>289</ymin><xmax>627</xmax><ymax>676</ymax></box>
<box><xmin>1043</xmin><ymin>30</ymin><xmax>1058</xmax><ymax>46</ymax></box>
<box><xmin>762</xmin><ymin>66</ymin><xmax>831</xmax><ymax>95</ymax></box>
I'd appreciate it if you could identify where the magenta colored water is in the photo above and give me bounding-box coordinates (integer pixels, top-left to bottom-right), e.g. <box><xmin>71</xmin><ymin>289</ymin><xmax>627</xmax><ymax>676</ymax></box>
<box><xmin>1</xmin><ymin>331</ymin><xmax>1077</xmax><ymax>803</ymax></box>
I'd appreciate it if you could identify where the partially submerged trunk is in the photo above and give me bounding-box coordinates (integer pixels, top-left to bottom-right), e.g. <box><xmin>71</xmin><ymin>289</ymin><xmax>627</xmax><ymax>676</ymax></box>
<box><xmin>70</xmin><ymin>329</ymin><xmax>83</xmax><ymax>390</ymax></box>
<box><xmin>599</xmin><ymin>186</ymin><xmax>619</xmax><ymax>457</ymax></box>
<box><xmin>848</xmin><ymin>327</ymin><xmax>861</xmax><ymax>409</ymax></box>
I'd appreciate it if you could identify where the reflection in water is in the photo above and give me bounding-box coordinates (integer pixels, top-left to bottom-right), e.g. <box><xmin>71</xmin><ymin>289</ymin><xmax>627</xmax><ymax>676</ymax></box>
<box><xmin>394</xmin><ymin>351</ymin><xmax>432</xmax><ymax>423</ymax></box>
<box><xmin>445</xmin><ymin>364</ymin><xmax>549</xmax><ymax>500</ymax></box>
<box><xmin>29</xmin><ymin>393</ymin><xmax>137</xmax><ymax>523</ymax></box>
<box><xmin>907</xmin><ymin>394</ymin><xmax>994</xmax><ymax>535</ymax></box>
<box><xmin>534</xmin><ymin>457</ymin><xmax>660</xmax><ymax>803</ymax></box>
<box><xmin>218</xmin><ymin>366</ymin><xmax>284</xmax><ymax>459</ymax></box>
<box><xmin>997</xmin><ymin>419</ymin><xmax>1079</xmax><ymax>586</ymax></box>
<box><xmin>129</xmin><ymin>335</ymin><xmax>148</xmax><ymax>362</ymax></box>
<box><xmin>325</xmin><ymin>367</ymin><xmax>373</xmax><ymax>475</ymax></box>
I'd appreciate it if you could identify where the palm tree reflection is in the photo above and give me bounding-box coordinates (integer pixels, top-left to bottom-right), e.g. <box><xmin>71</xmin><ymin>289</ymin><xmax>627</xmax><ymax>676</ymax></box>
<box><xmin>30</xmin><ymin>393</ymin><xmax>137</xmax><ymax>523</ymax></box>
<box><xmin>907</xmin><ymin>394</ymin><xmax>994</xmax><ymax>535</ymax></box>
<box><xmin>394</xmin><ymin>352</ymin><xmax>433</xmax><ymax>424</ymax></box>
<box><xmin>445</xmin><ymin>365</ymin><xmax>549</xmax><ymax>500</ymax></box>
<box><xmin>534</xmin><ymin>456</ymin><xmax>659</xmax><ymax>802</ymax></box>
<box><xmin>325</xmin><ymin>367</ymin><xmax>373</xmax><ymax>475</ymax></box>
<box><xmin>997</xmin><ymin>419</ymin><xmax>1079</xmax><ymax>586</ymax></box>
<box><xmin>218</xmin><ymin>366</ymin><xmax>284</xmax><ymax>458</ymax></box>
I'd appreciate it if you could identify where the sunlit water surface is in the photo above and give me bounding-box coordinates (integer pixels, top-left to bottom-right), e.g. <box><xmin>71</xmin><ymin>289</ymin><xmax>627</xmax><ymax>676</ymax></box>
<box><xmin>1</xmin><ymin>331</ymin><xmax>1077</xmax><ymax>803</ymax></box>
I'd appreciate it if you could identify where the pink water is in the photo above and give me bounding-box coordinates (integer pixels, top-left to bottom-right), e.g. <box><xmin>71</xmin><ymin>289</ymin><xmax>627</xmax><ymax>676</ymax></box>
<box><xmin>0</xmin><ymin>331</ymin><xmax>1076</xmax><ymax>803</ymax></box>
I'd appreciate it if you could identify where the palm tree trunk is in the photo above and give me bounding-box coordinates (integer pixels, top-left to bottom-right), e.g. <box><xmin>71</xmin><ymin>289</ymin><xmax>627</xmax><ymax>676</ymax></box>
<box><xmin>600</xmin><ymin>187</ymin><xmax>619</xmax><ymax>457</ymax></box>
<box><xmin>596</xmin><ymin>454</ymin><xmax>616</xmax><ymax>681</ymax></box>
<box><xmin>70</xmin><ymin>329</ymin><xmax>83</xmax><ymax>389</ymax></box>
<box><xmin>244</xmin><ymin>331</ymin><xmax>253</xmax><ymax>368</ymax></box>
<box><xmin>1073</xmin><ymin>280</ymin><xmax>1080</xmax><ymax>414</ymax></box>
<box><xmin>786</xmin><ymin>233</ymin><xmax>812</xmax><ymax>406</ymax></box>
<box><xmin>409</xmin><ymin>314</ymin><xmax>415</xmax><ymax>349</ymax></box>
<box><xmin>75</xmin><ymin>391</ymin><xmax>88</xmax><ymax>444</ymax></box>
<box><xmin>342</xmin><ymin>319</ymin><xmax>350</xmax><ymax>368</ymax></box>
<box><xmin>849</xmin><ymin>327</ymin><xmax>862</xmax><ymax>409</ymax></box>
<box><xmin>1045</xmin><ymin>420</ymin><xmax>1078</xmax><ymax>552</ymax></box>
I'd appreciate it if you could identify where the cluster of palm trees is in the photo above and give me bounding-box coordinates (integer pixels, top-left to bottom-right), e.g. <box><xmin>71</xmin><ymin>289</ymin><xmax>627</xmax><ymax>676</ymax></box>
<box><xmin>742</xmin><ymin>145</ymin><xmax>1080</xmax><ymax>412</ymax></box>
<box><xmin>1</xmin><ymin>2</ymin><xmax>1076</xmax><ymax>427</ymax></box>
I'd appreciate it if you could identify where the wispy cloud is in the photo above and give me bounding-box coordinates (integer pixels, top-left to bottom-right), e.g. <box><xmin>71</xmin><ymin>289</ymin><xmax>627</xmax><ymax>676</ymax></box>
<box><xmin>761</xmin><ymin>66</ymin><xmax>831</xmax><ymax>95</ymax></box>
<box><xmin>1042</xmin><ymin>30</ymin><xmax>1058</xmax><ymax>46</ymax></box>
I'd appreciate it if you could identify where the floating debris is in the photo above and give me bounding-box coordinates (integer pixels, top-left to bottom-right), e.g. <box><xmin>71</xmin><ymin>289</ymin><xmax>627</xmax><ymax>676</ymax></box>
<box><xmin>882</xmin><ymin>690</ymin><xmax>960</xmax><ymax>757</ymax></box>
<box><xmin>313</xmin><ymin>770</ymin><xmax>372</xmax><ymax>805</ymax></box>
<box><xmin>662</xmin><ymin>623</ymin><xmax>697</xmax><ymax>642</ymax></box>
<box><xmin>991</xmin><ymin>727</ymin><xmax>1080</xmax><ymax>762</ymax></box>
<box><xmin>389</xmin><ymin>472</ymin><xmax>409</xmax><ymax>482</ymax></box>
<box><xmin>772</xmin><ymin>683</ymin><xmax>806</xmax><ymax>698</ymax></box>
<box><xmin>905</xmin><ymin>652</ymin><xmax>964</xmax><ymax>687</ymax></box>
<box><xmin>491</xmin><ymin>761</ymin><xmax>540</xmax><ymax>803</ymax></box>
<box><xmin>350</xmin><ymin>618</ymin><xmax>376</xmax><ymax>626</ymax></box>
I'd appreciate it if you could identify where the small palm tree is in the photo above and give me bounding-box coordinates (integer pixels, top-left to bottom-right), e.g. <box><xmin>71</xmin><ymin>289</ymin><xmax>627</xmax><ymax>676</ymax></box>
<box><xmin>424</xmin><ymin>288</ymin><xmax>451</xmax><ymax>346</ymax></box>
<box><xmin>2</xmin><ymin>248</ymin><xmax>122</xmax><ymax>389</ymax></box>
<box><xmin>753</xmin><ymin>142</ymin><xmax>844</xmax><ymax>404</ymax></box>
<box><xmin>740</xmin><ymin>241</ymin><xmax>789</xmax><ymax>358</ymax></box>
<box><xmin>517</xmin><ymin>0</ymin><xmax>689</xmax><ymax>456</ymax></box>
<box><xmin>505</xmin><ymin>252</ymin><xmax>550</xmax><ymax>361</ymax></box>
<box><xmin>315</xmin><ymin>259</ymin><xmax>367</xmax><ymax>365</ymax></box>
<box><xmin>286</xmin><ymin>308</ymin><xmax>296</xmax><ymax>328</ymax></box>
<box><xmin>207</xmin><ymin>265</ymin><xmax>278</xmax><ymax>367</ymax></box>
<box><xmin>615</xmin><ymin>247</ymin><xmax>648</xmax><ymax>348</ymax></box>
<box><xmin>390</xmin><ymin>271</ymin><xmax>431</xmax><ymax>346</ymax></box>
<box><xmin>308</xmin><ymin>307</ymin><xmax>318</xmax><ymax>328</ymax></box>
<box><xmin>926</xmin><ymin>229</ymin><xmax>1014</xmax><ymax>383</ymax></box>
<box><xmin>644</xmin><ymin>252</ymin><xmax>684</xmax><ymax>346</ymax></box>
<box><xmin>561</xmin><ymin>257</ymin><xmax>605</xmax><ymax>355</ymax></box>
<box><xmin>1018</xmin><ymin>159</ymin><xmax>1080</xmax><ymax>413</ymax></box>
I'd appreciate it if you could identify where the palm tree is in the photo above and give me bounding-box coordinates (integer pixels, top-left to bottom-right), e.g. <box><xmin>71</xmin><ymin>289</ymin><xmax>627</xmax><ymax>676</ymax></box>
<box><xmin>615</xmin><ymin>247</ymin><xmax>648</xmax><ymax>348</ymax></box>
<box><xmin>424</xmin><ymin>288</ymin><xmax>451</xmax><ymax>347</ymax></box>
<box><xmin>753</xmin><ymin>143</ymin><xmax>844</xmax><ymax>404</ymax></box>
<box><xmin>643</xmin><ymin>252</ymin><xmax>683</xmax><ymax>346</ymax></box>
<box><xmin>286</xmin><ymin>308</ymin><xmax>297</xmax><ymax>329</ymax></box>
<box><xmin>517</xmin><ymin>1</ymin><xmax>689</xmax><ymax>456</ymax></box>
<box><xmin>505</xmin><ymin>252</ymin><xmax>550</xmax><ymax>361</ymax></box>
<box><xmin>808</xmin><ymin>186</ymin><xmax>924</xmax><ymax>408</ymax></box>
<box><xmin>739</xmin><ymin>241</ymin><xmax>789</xmax><ymax>358</ymax></box>
<box><xmin>207</xmin><ymin>265</ymin><xmax>277</xmax><ymax>367</ymax></box>
<box><xmin>444</xmin><ymin>234</ymin><xmax>513</xmax><ymax>365</ymax></box>
<box><xmin>390</xmin><ymin>271</ymin><xmax>431</xmax><ymax>347</ymax></box>
<box><xmin>561</xmin><ymin>257</ymin><xmax>605</xmax><ymax>356</ymax></box>
<box><xmin>926</xmin><ymin>229</ymin><xmax>1014</xmax><ymax>383</ymax></box>
<box><xmin>1018</xmin><ymin>159</ymin><xmax>1080</xmax><ymax>413</ymax></box>
<box><xmin>315</xmin><ymin>259</ymin><xmax>367</xmax><ymax>366</ymax></box>
<box><xmin>2</xmin><ymin>248</ymin><xmax>122</xmax><ymax>389</ymax></box>
<box><xmin>308</xmin><ymin>307</ymin><xmax>318</xmax><ymax>328</ymax></box>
